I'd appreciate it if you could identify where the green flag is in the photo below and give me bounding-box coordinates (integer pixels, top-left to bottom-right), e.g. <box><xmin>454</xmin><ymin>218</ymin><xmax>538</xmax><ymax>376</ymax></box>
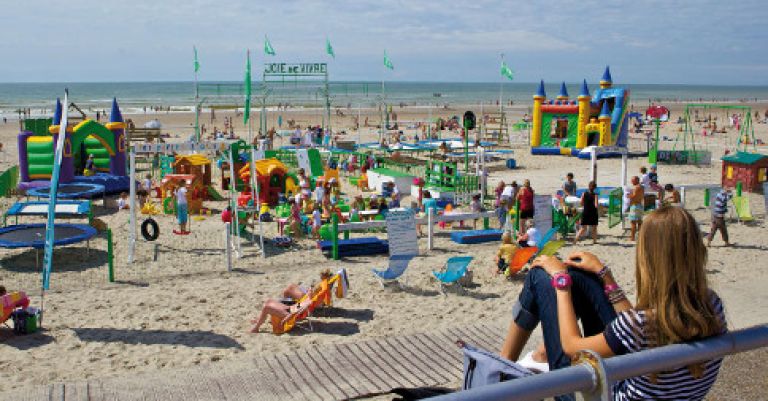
<box><xmin>193</xmin><ymin>46</ymin><xmax>200</xmax><ymax>73</ymax></box>
<box><xmin>383</xmin><ymin>50</ymin><xmax>394</xmax><ymax>70</ymax></box>
<box><xmin>500</xmin><ymin>61</ymin><xmax>514</xmax><ymax>80</ymax></box>
<box><xmin>244</xmin><ymin>50</ymin><xmax>251</xmax><ymax>125</ymax></box>
<box><xmin>264</xmin><ymin>36</ymin><xmax>275</xmax><ymax>56</ymax></box>
<box><xmin>326</xmin><ymin>38</ymin><xmax>335</xmax><ymax>58</ymax></box>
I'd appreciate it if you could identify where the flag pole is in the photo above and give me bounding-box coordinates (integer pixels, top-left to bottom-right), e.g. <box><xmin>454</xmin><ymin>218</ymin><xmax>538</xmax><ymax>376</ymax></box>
<box><xmin>380</xmin><ymin>53</ymin><xmax>385</xmax><ymax>145</ymax></box>
<box><xmin>499</xmin><ymin>53</ymin><xmax>505</xmax><ymax>115</ymax></box>
<box><xmin>194</xmin><ymin>46</ymin><xmax>200</xmax><ymax>142</ymax></box>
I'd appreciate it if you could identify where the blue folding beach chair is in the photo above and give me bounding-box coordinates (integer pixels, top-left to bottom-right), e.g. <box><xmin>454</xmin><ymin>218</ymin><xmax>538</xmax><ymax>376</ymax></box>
<box><xmin>433</xmin><ymin>256</ymin><xmax>474</xmax><ymax>293</ymax></box>
<box><xmin>372</xmin><ymin>254</ymin><xmax>415</xmax><ymax>287</ymax></box>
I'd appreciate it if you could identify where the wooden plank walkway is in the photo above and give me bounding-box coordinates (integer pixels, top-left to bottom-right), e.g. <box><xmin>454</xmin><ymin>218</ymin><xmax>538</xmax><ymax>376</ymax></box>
<box><xmin>3</xmin><ymin>323</ymin><xmax>506</xmax><ymax>401</ymax></box>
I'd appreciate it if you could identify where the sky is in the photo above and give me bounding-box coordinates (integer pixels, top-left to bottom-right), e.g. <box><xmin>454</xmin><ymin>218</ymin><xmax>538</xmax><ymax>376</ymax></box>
<box><xmin>0</xmin><ymin>0</ymin><xmax>767</xmax><ymax>85</ymax></box>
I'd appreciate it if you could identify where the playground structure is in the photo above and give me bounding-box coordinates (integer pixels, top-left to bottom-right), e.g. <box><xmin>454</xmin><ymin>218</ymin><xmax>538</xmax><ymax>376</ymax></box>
<box><xmin>530</xmin><ymin>67</ymin><xmax>630</xmax><ymax>159</ymax></box>
<box><xmin>160</xmin><ymin>174</ymin><xmax>206</xmax><ymax>215</ymax></box>
<box><xmin>238</xmin><ymin>158</ymin><xmax>296</xmax><ymax>206</ymax></box>
<box><xmin>172</xmin><ymin>154</ymin><xmax>213</xmax><ymax>186</ymax></box>
<box><xmin>721</xmin><ymin>152</ymin><xmax>768</xmax><ymax>193</ymax></box>
<box><xmin>16</xmin><ymin>98</ymin><xmax>130</xmax><ymax>194</ymax></box>
<box><xmin>654</xmin><ymin>103</ymin><xmax>758</xmax><ymax>165</ymax></box>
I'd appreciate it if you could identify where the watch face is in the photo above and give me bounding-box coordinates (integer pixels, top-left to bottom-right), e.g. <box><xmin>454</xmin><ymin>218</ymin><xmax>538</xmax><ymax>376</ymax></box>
<box><xmin>556</xmin><ymin>276</ymin><xmax>568</xmax><ymax>286</ymax></box>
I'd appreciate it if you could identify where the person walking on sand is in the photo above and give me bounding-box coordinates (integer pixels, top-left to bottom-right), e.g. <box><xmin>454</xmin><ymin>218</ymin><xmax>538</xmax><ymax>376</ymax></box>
<box><xmin>627</xmin><ymin>176</ymin><xmax>644</xmax><ymax>241</ymax></box>
<box><xmin>517</xmin><ymin>179</ymin><xmax>535</xmax><ymax>231</ymax></box>
<box><xmin>706</xmin><ymin>188</ymin><xmax>732</xmax><ymax>247</ymax></box>
<box><xmin>573</xmin><ymin>181</ymin><xmax>599</xmax><ymax>244</ymax></box>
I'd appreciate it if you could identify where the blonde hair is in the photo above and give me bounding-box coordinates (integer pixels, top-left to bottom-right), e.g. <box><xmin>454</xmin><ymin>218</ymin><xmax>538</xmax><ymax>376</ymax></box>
<box><xmin>501</xmin><ymin>233</ymin><xmax>513</xmax><ymax>244</ymax></box>
<box><xmin>635</xmin><ymin>207</ymin><xmax>723</xmax><ymax>348</ymax></box>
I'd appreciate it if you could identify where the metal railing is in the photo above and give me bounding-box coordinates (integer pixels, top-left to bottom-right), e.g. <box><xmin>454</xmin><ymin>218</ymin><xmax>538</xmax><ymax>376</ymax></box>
<box><xmin>429</xmin><ymin>324</ymin><xmax>768</xmax><ymax>401</ymax></box>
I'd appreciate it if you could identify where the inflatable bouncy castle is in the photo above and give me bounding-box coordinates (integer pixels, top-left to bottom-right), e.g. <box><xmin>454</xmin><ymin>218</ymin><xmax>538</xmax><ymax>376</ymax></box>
<box><xmin>17</xmin><ymin>98</ymin><xmax>130</xmax><ymax>193</ymax></box>
<box><xmin>530</xmin><ymin>66</ymin><xmax>629</xmax><ymax>159</ymax></box>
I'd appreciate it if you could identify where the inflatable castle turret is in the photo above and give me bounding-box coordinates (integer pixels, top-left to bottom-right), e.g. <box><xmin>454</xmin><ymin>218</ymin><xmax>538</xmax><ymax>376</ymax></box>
<box><xmin>105</xmin><ymin>98</ymin><xmax>127</xmax><ymax>177</ymax></box>
<box><xmin>600</xmin><ymin>65</ymin><xmax>612</xmax><ymax>89</ymax></box>
<box><xmin>556</xmin><ymin>82</ymin><xmax>569</xmax><ymax>102</ymax></box>
<box><xmin>530</xmin><ymin>80</ymin><xmax>546</xmax><ymax>148</ymax></box>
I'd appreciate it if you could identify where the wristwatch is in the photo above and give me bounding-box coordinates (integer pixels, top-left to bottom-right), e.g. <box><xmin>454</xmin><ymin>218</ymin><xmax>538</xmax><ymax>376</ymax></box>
<box><xmin>551</xmin><ymin>272</ymin><xmax>572</xmax><ymax>290</ymax></box>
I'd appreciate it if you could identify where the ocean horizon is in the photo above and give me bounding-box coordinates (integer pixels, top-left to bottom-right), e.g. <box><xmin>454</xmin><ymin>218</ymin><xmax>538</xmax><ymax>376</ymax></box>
<box><xmin>2</xmin><ymin>81</ymin><xmax>768</xmax><ymax>117</ymax></box>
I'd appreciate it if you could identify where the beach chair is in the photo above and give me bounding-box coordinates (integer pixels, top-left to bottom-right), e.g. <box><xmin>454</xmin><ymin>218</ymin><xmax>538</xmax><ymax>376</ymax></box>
<box><xmin>534</xmin><ymin>228</ymin><xmax>564</xmax><ymax>257</ymax></box>
<box><xmin>270</xmin><ymin>279</ymin><xmax>332</xmax><ymax>335</ymax></box>
<box><xmin>505</xmin><ymin>247</ymin><xmax>538</xmax><ymax>275</ymax></box>
<box><xmin>432</xmin><ymin>256</ymin><xmax>474</xmax><ymax>293</ymax></box>
<box><xmin>372</xmin><ymin>254</ymin><xmax>415</xmax><ymax>287</ymax></box>
<box><xmin>732</xmin><ymin>196</ymin><xmax>754</xmax><ymax>223</ymax></box>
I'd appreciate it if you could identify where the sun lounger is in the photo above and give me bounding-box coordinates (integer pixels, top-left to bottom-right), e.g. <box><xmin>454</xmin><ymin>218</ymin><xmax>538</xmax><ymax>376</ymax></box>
<box><xmin>433</xmin><ymin>256</ymin><xmax>473</xmax><ymax>293</ymax></box>
<box><xmin>270</xmin><ymin>269</ymin><xmax>349</xmax><ymax>334</ymax></box>
<box><xmin>372</xmin><ymin>254</ymin><xmax>415</xmax><ymax>286</ymax></box>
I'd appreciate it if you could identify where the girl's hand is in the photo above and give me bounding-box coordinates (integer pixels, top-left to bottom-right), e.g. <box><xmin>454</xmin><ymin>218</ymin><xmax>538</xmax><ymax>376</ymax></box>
<box><xmin>565</xmin><ymin>251</ymin><xmax>604</xmax><ymax>274</ymax></box>
<box><xmin>531</xmin><ymin>255</ymin><xmax>567</xmax><ymax>276</ymax></box>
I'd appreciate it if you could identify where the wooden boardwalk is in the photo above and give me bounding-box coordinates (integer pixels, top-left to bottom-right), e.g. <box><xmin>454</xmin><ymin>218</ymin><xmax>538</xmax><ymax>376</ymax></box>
<box><xmin>4</xmin><ymin>323</ymin><xmax>506</xmax><ymax>401</ymax></box>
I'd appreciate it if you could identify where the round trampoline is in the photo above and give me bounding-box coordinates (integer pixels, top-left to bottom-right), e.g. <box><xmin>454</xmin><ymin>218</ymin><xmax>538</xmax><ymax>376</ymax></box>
<box><xmin>0</xmin><ymin>224</ymin><xmax>97</xmax><ymax>249</ymax></box>
<box><xmin>26</xmin><ymin>183</ymin><xmax>105</xmax><ymax>199</ymax></box>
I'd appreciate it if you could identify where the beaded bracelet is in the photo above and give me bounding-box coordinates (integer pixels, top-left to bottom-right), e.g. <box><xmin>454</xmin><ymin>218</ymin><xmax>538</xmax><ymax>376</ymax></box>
<box><xmin>608</xmin><ymin>289</ymin><xmax>627</xmax><ymax>304</ymax></box>
<box><xmin>597</xmin><ymin>266</ymin><xmax>610</xmax><ymax>279</ymax></box>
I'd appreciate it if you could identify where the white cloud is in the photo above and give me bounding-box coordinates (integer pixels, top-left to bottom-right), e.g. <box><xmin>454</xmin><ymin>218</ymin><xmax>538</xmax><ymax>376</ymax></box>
<box><xmin>0</xmin><ymin>0</ymin><xmax>765</xmax><ymax>83</ymax></box>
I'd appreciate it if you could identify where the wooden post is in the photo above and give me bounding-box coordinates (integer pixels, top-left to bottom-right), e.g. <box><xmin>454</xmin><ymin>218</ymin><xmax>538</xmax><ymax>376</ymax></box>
<box><xmin>225</xmin><ymin>222</ymin><xmax>232</xmax><ymax>272</ymax></box>
<box><xmin>107</xmin><ymin>229</ymin><xmax>114</xmax><ymax>283</ymax></box>
<box><xmin>332</xmin><ymin>213</ymin><xmax>339</xmax><ymax>260</ymax></box>
<box><xmin>427</xmin><ymin>207</ymin><xmax>434</xmax><ymax>251</ymax></box>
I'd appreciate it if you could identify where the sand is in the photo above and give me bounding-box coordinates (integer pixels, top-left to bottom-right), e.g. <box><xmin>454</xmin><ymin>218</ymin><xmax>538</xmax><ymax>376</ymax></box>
<box><xmin>0</xmin><ymin>102</ymin><xmax>767</xmax><ymax>397</ymax></box>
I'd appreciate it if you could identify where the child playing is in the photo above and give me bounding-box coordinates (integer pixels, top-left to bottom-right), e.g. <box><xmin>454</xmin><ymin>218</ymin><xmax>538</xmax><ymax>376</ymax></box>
<box><xmin>470</xmin><ymin>193</ymin><xmax>482</xmax><ymax>229</ymax></box>
<box><xmin>173</xmin><ymin>181</ymin><xmax>189</xmax><ymax>235</ymax></box>
<box><xmin>117</xmin><ymin>192</ymin><xmax>130</xmax><ymax>210</ymax></box>
<box><xmin>141</xmin><ymin>174</ymin><xmax>153</xmax><ymax>204</ymax></box>
<box><xmin>495</xmin><ymin>233</ymin><xmax>518</xmax><ymax>275</ymax></box>
<box><xmin>310</xmin><ymin>205</ymin><xmax>323</xmax><ymax>239</ymax></box>
<box><xmin>287</xmin><ymin>198</ymin><xmax>303</xmax><ymax>238</ymax></box>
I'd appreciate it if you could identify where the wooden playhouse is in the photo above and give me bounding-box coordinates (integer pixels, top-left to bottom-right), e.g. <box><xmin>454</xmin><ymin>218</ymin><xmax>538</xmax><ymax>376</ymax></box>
<box><xmin>160</xmin><ymin>174</ymin><xmax>205</xmax><ymax>214</ymax></box>
<box><xmin>721</xmin><ymin>152</ymin><xmax>768</xmax><ymax>193</ymax></box>
<box><xmin>172</xmin><ymin>154</ymin><xmax>212</xmax><ymax>186</ymax></box>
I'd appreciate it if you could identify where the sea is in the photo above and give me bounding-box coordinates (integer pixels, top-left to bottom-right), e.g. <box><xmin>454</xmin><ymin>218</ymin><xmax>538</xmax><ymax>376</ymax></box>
<box><xmin>1</xmin><ymin>81</ymin><xmax>768</xmax><ymax>118</ymax></box>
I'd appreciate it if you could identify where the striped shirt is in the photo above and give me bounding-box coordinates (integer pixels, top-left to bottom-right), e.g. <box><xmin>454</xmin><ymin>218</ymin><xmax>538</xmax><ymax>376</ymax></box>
<box><xmin>604</xmin><ymin>292</ymin><xmax>726</xmax><ymax>401</ymax></box>
<box><xmin>712</xmin><ymin>190</ymin><xmax>732</xmax><ymax>217</ymax></box>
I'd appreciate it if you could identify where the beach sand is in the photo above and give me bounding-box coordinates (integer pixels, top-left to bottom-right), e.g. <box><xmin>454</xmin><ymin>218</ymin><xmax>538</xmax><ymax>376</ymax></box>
<box><xmin>0</xmin><ymin>102</ymin><xmax>767</xmax><ymax>398</ymax></box>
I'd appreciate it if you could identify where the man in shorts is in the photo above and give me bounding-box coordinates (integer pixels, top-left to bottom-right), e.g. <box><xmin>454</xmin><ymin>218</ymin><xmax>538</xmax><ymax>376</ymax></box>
<box><xmin>628</xmin><ymin>176</ymin><xmax>644</xmax><ymax>241</ymax></box>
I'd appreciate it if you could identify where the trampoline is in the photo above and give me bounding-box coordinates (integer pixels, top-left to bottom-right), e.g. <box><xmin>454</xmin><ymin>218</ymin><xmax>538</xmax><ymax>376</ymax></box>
<box><xmin>0</xmin><ymin>223</ymin><xmax>97</xmax><ymax>249</ymax></box>
<box><xmin>26</xmin><ymin>183</ymin><xmax>105</xmax><ymax>199</ymax></box>
<box><xmin>3</xmin><ymin>200</ymin><xmax>92</xmax><ymax>226</ymax></box>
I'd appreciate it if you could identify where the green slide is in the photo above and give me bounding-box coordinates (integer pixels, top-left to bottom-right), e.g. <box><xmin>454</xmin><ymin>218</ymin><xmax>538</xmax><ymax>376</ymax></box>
<box><xmin>207</xmin><ymin>185</ymin><xmax>225</xmax><ymax>201</ymax></box>
<box><xmin>84</xmin><ymin>137</ymin><xmax>111</xmax><ymax>171</ymax></box>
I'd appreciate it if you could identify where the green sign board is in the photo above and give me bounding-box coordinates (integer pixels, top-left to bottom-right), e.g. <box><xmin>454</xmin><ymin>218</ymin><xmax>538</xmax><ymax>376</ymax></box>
<box><xmin>264</xmin><ymin>63</ymin><xmax>327</xmax><ymax>76</ymax></box>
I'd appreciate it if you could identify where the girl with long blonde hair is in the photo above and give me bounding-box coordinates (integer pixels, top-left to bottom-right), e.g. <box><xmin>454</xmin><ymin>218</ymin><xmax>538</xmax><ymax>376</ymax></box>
<box><xmin>501</xmin><ymin>206</ymin><xmax>726</xmax><ymax>400</ymax></box>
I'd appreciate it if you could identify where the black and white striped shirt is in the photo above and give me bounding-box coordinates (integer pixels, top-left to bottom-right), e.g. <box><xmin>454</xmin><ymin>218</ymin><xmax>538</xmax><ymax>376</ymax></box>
<box><xmin>604</xmin><ymin>292</ymin><xmax>727</xmax><ymax>400</ymax></box>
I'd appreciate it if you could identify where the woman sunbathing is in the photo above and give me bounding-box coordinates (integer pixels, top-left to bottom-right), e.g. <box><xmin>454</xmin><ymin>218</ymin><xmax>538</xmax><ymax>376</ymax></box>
<box><xmin>249</xmin><ymin>270</ymin><xmax>333</xmax><ymax>333</ymax></box>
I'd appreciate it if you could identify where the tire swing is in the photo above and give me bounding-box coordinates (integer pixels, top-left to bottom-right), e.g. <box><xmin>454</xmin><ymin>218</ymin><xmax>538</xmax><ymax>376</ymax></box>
<box><xmin>141</xmin><ymin>218</ymin><xmax>160</xmax><ymax>241</ymax></box>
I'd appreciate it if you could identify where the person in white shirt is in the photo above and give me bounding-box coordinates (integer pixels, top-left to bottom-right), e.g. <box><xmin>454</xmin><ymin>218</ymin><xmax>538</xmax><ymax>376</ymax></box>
<box><xmin>518</xmin><ymin>220</ymin><xmax>540</xmax><ymax>248</ymax></box>
<box><xmin>174</xmin><ymin>181</ymin><xmax>189</xmax><ymax>234</ymax></box>
<box><xmin>117</xmin><ymin>192</ymin><xmax>130</xmax><ymax>210</ymax></box>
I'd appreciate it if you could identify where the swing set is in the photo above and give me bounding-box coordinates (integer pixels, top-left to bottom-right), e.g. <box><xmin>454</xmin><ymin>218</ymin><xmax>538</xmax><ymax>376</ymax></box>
<box><xmin>651</xmin><ymin>103</ymin><xmax>756</xmax><ymax>165</ymax></box>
